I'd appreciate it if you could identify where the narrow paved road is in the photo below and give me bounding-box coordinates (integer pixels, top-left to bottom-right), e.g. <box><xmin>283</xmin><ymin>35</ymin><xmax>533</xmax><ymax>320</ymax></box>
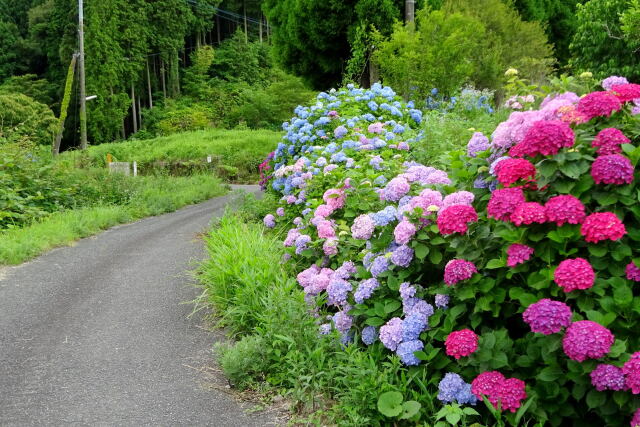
<box><xmin>0</xmin><ymin>185</ymin><xmax>276</xmax><ymax>426</ymax></box>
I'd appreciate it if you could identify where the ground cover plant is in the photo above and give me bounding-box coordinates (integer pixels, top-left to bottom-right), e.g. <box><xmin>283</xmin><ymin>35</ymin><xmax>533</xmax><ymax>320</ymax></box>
<box><xmin>250</xmin><ymin>80</ymin><xmax>640</xmax><ymax>425</ymax></box>
<box><xmin>62</xmin><ymin>128</ymin><xmax>280</xmax><ymax>182</ymax></box>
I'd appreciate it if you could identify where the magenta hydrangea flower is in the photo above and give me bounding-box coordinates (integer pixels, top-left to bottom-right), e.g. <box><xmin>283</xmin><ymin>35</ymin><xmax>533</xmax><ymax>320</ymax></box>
<box><xmin>379</xmin><ymin>317</ymin><xmax>403</xmax><ymax>350</ymax></box>
<box><xmin>523</xmin><ymin>299</ymin><xmax>572</xmax><ymax>334</ymax></box>
<box><xmin>610</xmin><ymin>83</ymin><xmax>640</xmax><ymax>102</ymax></box>
<box><xmin>544</xmin><ymin>195</ymin><xmax>586</xmax><ymax>226</ymax></box>
<box><xmin>471</xmin><ymin>371</ymin><xmax>505</xmax><ymax>404</ymax></box>
<box><xmin>511</xmin><ymin>202</ymin><xmax>547</xmax><ymax>226</ymax></box>
<box><xmin>323</xmin><ymin>188</ymin><xmax>346</xmax><ymax>210</ymax></box>
<box><xmin>488</xmin><ymin>187</ymin><xmax>526</xmax><ymax>221</ymax></box>
<box><xmin>591</xmin><ymin>154</ymin><xmax>634</xmax><ymax>185</ymax></box>
<box><xmin>351</xmin><ymin>214</ymin><xmax>375</xmax><ymax>240</ymax></box>
<box><xmin>626</xmin><ymin>261</ymin><xmax>640</xmax><ymax>282</ymax></box>
<box><xmin>554</xmin><ymin>258</ymin><xmax>595</xmax><ymax>292</ymax></box>
<box><xmin>383</xmin><ymin>176</ymin><xmax>410</xmax><ymax>201</ymax></box>
<box><xmin>581</xmin><ymin>212</ymin><xmax>626</xmax><ymax>243</ymax></box>
<box><xmin>445</xmin><ymin>329</ymin><xmax>478</xmax><ymax>359</ymax></box>
<box><xmin>444</xmin><ymin>259</ymin><xmax>477</xmax><ymax>286</ymax></box>
<box><xmin>509</xmin><ymin>120</ymin><xmax>575</xmax><ymax>157</ymax></box>
<box><xmin>394</xmin><ymin>220</ymin><xmax>417</xmax><ymax>245</ymax></box>
<box><xmin>507</xmin><ymin>243</ymin><xmax>534</xmax><ymax>267</ymax></box>
<box><xmin>563</xmin><ymin>320</ymin><xmax>614</xmax><ymax>362</ymax></box>
<box><xmin>623</xmin><ymin>352</ymin><xmax>640</xmax><ymax>394</ymax></box>
<box><xmin>590</xmin><ymin>364</ymin><xmax>626</xmax><ymax>391</ymax></box>
<box><xmin>631</xmin><ymin>409</ymin><xmax>640</xmax><ymax>427</ymax></box>
<box><xmin>495</xmin><ymin>158</ymin><xmax>537</xmax><ymax>186</ymax></box>
<box><xmin>577</xmin><ymin>91</ymin><xmax>623</xmax><ymax>120</ymax></box>
<box><xmin>471</xmin><ymin>372</ymin><xmax>527</xmax><ymax>413</ymax></box>
<box><xmin>437</xmin><ymin>205</ymin><xmax>478</xmax><ymax>235</ymax></box>
<box><xmin>592</xmin><ymin>128</ymin><xmax>630</xmax><ymax>155</ymax></box>
<box><xmin>498</xmin><ymin>378</ymin><xmax>528</xmax><ymax>413</ymax></box>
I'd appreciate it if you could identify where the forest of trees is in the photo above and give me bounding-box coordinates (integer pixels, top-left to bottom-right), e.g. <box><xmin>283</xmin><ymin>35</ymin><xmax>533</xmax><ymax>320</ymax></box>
<box><xmin>0</xmin><ymin>0</ymin><xmax>638</xmax><ymax>148</ymax></box>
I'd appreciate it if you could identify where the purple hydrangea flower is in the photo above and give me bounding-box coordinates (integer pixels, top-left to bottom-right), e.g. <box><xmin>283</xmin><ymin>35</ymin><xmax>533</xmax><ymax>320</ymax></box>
<box><xmin>379</xmin><ymin>317</ymin><xmax>403</xmax><ymax>350</ymax></box>
<box><xmin>263</xmin><ymin>214</ymin><xmax>276</xmax><ymax>228</ymax></box>
<box><xmin>327</xmin><ymin>278</ymin><xmax>352</xmax><ymax>306</ymax></box>
<box><xmin>354</xmin><ymin>278</ymin><xmax>380</xmax><ymax>303</ymax></box>
<box><xmin>396</xmin><ymin>339</ymin><xmax>424</xmax><ymax>366</ymax></box>
<box><xmin>435</xmin><ymin>294</ymin><xmax>450</xmax><ymax>309</ymax></box>
<box><xmin>334</xmin><ymin>125</ymin><xmax>348</xmax><ymax>138</ymax></box>
<box><xmin>370</xmin><ymin>256</ymin><xmax>390</xmax><ymax>277</ymax></box>
<box><xmin>334</xmin><ymin>261</ymin><xmax>356</xmax><ymax>279</ymax></box>
<box><xmin>438</xmin><ymin>373</ymin><xmax>465</xmax><ymax>403</ymax></box>
<box><xmin>383</xmin><ymin>177</ymin><xmax>410</xmax><ymax>201</ymax></box>
<box><xmin>332</xmin><ymin>309</ymin><xmax>353</xmax><ymax>333</ymax></box>
<box><xmin>467</xmin><ymin>132</ymin><xmax>490</xmax><ymax>157</ymax></box>
<box><xmin>391</xmin><ymin>245</ymin><xmax>414</xmax><ymax>267</ymax></box>
<box><xmin>601</xmin><ymin>75</ymin><xmax>629</xmax><ymax>91</ymax></box>
<box><xmin>423</xmin><ymin>170</ymin><xmax>451</xmax><ymax>185</ymax></box>
<box><xmin>319</xmin><ymin>323</ymin><xmax>332</xmax><ymax>335</ymax></box>
<box><xmin>403</xmin><ymin>297</ymin><xmax>434</xmax><ymax>318</ymax></box>
<box><xmin>362</xmin><ymin>326</ymin><xmax>378</xmax><ymax>345</ymax></box>
<box><xmin>399</xmin><ymin>282</ymin><xmax>416</xmax><ymax>300</ymax></box>
<box><xmin>276</xmin><ymin>207</ymin><xmax>285</xmax><ymax>216</ymax></box>
<box><xmin>590</xmin><ymin>364</ymin><xmax>626</xmax><ymax>391</ymax></box>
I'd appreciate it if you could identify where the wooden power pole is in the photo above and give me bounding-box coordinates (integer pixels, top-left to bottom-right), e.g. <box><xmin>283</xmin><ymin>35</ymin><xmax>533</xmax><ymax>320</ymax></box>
<box><xmin>405</xmin><ymin>0</ymin><xmax>415</xmax><ymax>23</ymax></box>
<box><xmin>78</xmin><ymin>0</ymin><xmax>88</xmax><ymax>149</ymax></box>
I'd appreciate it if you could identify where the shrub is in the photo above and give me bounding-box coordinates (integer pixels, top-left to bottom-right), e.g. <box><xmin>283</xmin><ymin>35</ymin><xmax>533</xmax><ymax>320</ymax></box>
<box><xmin>0</xmin><ymin>93</ymin><xmax>57</xmax><ymax>146</ymax></box>
<box><xmin>260</xmin><ymin>80</ymin><xmax>640</xmax><ymax>425</ymax></box>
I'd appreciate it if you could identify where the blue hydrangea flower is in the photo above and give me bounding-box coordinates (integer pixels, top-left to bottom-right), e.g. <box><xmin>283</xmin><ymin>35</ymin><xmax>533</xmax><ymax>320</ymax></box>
<box><xmin>437</xmin><ymin>373</ymin><xmax>477</xmax><ymax>405</ymax></box>
<box><xmin>396</xmin><ymin>340</ymin><xmax>424</xmax><ymax>366</ymax></box>
<box><xmin>391</xmin><ymin>245</ymin><xmax>414</xmax><ymax>267</ymax></box>
<box><xmin>354</xmin><ymin>278</ymin><xmax>380</xmax><ymax>303</ymax></box>
<box><xmin>371</xmin><ymin>206</ymin><xmax>397</xmax><ymax>226</ymax></box>
<box><xmin>402</xmin><ymin>312</ymin><xmax>428</xmax><ymax>341</ymax></box>
<box><xmin>368</xmin><ymin>101</ymin><xmax>379</xmax><ymax>111</ymax></box>
<box><xmin>369</xmin><ymin>256</ymin><xmax>389</xmax><ymax>277</ymax></box>
<box><xmin>361</xmin><ymin>326</ymin><xmax>378</xmax><ymax>345</ymax></box>
<box><xmin>374</xmin><ymin>175</ymin><xmax>388</xmax><ymax>186</ymax></box>
<box><xmin>327</xmin><ymin>278</ymin><xmax>352</xmax><ymax>306</ymax></box>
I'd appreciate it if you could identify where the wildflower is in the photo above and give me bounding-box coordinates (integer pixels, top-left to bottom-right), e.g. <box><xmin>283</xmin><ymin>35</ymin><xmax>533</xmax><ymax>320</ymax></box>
<box><xmin>581</xmin><ymin>212</ymin><xmax>626</xmax><ymax>243</ymax></box>
<box><xmin>523</xmin><ymin>299</ymin><xmax>572</xmax><ymax>334</ymax></box>
<box><xmin>445</xmin><ymin>329</ymin><xmax>478</xmax><ymax>359</ymax></box>
<box><xmin>507</xmin><ymin>243</ymin><xmax>534</xmax><ymax>267</ymax></box>
<box><xmin>379</xmin><ymin>317</ymin><xmax>403</xmax><ymax>350</ymax></box>
<box><xmin>396</xmin><ymin>340</ymin><xmax>424</xmax><ymax>366</ymax></box>
<box><xmin>591</xmin><ymin>154</ymin><xmax>634</xmax><ymax>185</ymax></box>
<box><xmin>444</xmin><ymin>259</ymin><xmax>477</xmax><ymax>286</ymax></box>
<box><xmin>563</xmin><ymin>320</ymin><xmax>614</xmax><ymax>362</ymax></box>
<box><xmin>437</xmin><ymin>205</ymin><xmax>478</xmax><ymax>234</ymax></box>
<box><xmin>590</xmin><ymin>364</ymin><xmax>626</xmax><ymax>391</ymax></box>
<box><xmin>544</xmin><ymin>195</ymin><xmax>586</xmax><ymax>226</ymax></box>
<box><xmin>554</xmin><ymin>258</ymin><xmax>595</xmax><ymax>292</ymax></box>
<box><xmin>487</xmin><ymin>187</ymin><xmax>526</xmax><ymax>221</ymax></box>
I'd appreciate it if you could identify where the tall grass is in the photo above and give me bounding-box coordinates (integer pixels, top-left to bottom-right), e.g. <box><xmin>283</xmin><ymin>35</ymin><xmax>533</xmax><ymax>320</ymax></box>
<box><xmin>0</xmin><ymin>174</ymin><xmax>226</xmax><ymax>265</ymax></box>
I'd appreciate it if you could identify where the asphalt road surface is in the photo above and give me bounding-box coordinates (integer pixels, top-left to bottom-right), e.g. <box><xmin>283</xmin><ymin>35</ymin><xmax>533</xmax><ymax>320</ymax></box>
<box><xmin>0</xmin><ymin>185</ymin><xmax>277</xmax><ymax>426</ymax></box>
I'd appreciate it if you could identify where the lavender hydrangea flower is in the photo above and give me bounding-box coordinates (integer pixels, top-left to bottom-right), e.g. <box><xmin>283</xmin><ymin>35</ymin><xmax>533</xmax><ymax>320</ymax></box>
<box><xmin>438</xmin><ymin>373</ymin><xmax>477</xmax><ymax>405</ymax></box>
<box><xmin>334</xmin><ymin>261</ymin><xmax>356</xmax><ymax>279</ymax></box>
<box><xmin>362</xmin><ymin>326</ymin><xmax>378</xmax><ymax>345</ymax></box>
<box><xmin>467</xmin><ymin>132</ymin><xmax>490</xmax><ymax>157</ymax></box>
<box><xmin>379</xmin><ymin>317</ymin><xmax>403</xmax><ymax>350</ymax></box>
<box><xmin>403</xmin><ymin>297</ymin><xmax>434</xmax><ymax>318</ymax></box>
<box><xmin>370</xmin><ymin>256</ymin><xmax>390</xmax><ymax>277</ymax></box>
<box><xmin>435</xmin><ymin>294</ymin><xmax>450</xmax><ymax>309</ymax></box>
<box><xmin>399</xmin><ymin>282</ymin><xmax>416</xmax><ymax>300</ymax></box>
<box><xmin>396</xmin><ymin>340</ymin><xmax>424</xmax><ymax>366</ymax></box>
<box><xmin>334</xmin><ymin>125</ymin><xmax>348</xmax><ymax>139</ymax></box>
<box><xmin>319</xmin><ymin>323</ymin><xmax>332</xmax><ymax>335</ymax></box>
<box><xmin>294</xmin><ymin>234</ymin><xmax>312</xmax><ymax>254</ymax></box>
<box><xmin>332</xmin><ymin>309</ymin><xmax>353</xmax><ymax>333</ymax></box>
<box><xmin>263</xmin><ymin>214</ymin><xmax>276</xmax><ymax>228</ymax></box>
<box><xmin>391</xmin><ymin>245</ymin><xmax>414</xmax><ymax>267</ymax></box>
<box><xmin>354</xmin><ymin>278</ymin><xmax>380</xmax><ymax>303</ymax></box>
<box><xmin>327</xmin><ymin>279</ymin><xmax>352</xmax><ymax>306</ymax></box>
<box><xmin>473</xmin><ymin>175</ymin><xmax>490</xmax><ymax>189</ymax></box>
<box><xmin>374</xmin><ymin>175</ymin><xmax>388</xmax><ymax>186</ymax></box>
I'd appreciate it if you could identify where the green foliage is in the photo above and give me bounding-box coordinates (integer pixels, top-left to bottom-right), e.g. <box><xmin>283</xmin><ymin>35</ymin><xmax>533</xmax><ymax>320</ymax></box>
<box><xmin>216</xmin><ymin>335</ymin><xmax>269</xmax><ymax>389</ymax></box>
<box><xmin>569</xmin><ymin>0</ymin><xmax>639</xmax><ymax>81</ymax></box>
<box><xmin>622</xmin><ymin>0</ymin><xmax>640</xmax><ymax>50</ymax></box>
<box><xmin>0</xmin><ymin>21</ymin><xmax>21</xmax><ymax>80</ymax></box>
<box><xmin>210</xmin><ymin>31</ymin><xmax>272</xmax><ymax>86</ymax></box>
<box><xmin>375</xmin><ymin>0</ymin><xmax>554</xmax><ymax>98</ymax></box>
<box><xmin>0</xmin><ymin>74</ymin><xmax>56</xmax><ymax>107</ymax></box>
<box><xmin>0</xmin><ymin>93</ymin><xmax>58</xmax><ymax>146</ymax></box>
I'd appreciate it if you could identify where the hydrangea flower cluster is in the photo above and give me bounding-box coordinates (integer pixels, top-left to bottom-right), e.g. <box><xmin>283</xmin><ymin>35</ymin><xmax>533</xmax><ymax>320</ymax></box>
<box><xmin>495</xmin><ymin>158</ymin><xmax>536</xmax><ymax>186</ymax></box>
<box><xmin>581</xmin><ymin>212</ymin><xmax>627</xmax><ymax>243</ymax></box>
<box><xmin>592</xmin><ymin>128</ymin><xmax>630</xmax><ymax>155</ymax></box>
<box><xmin>627</xmin><ymin>262</ymin><xmax>640</xmax><ymax>282</ymax></box>
<box><xmin>591</xmin><ymin>154</ymin><xmax>634</xmax><ymax>185</ymax></box>
<box><xmin>445</xmin><ymin>329</ymin><xmax>478</xmax><ymax>359</ymax></box>
<box><xmin>506</xmin><ymin>243</ymin><xmax>534</xmax><ymax>267</ymax></box>
<box><xmin>590</xmin><ymin>364</ymin><xmax>626</xmax><ymax>391</ymax></box>
<box><xmin>544</xmin><ymin>195</ymin><xmax>586</xmax><ymax>226</ymax></box>
<box><xmin>553</xmin><ymin>258</ymin><xmax>595</xmax><ymax>292</ymax></box>
<box><xmin>437</xmin><ymin>205</ymin><xmax>478</xmax><ymax>235</ymax></box>
<box><xmin>522</xmin><ymin>299</ymin><xmax>572</xmax><ymax>334</ymax></box>
<box><xmin>467</xmin><ymin>132</ymin><xmax>490</xmax><ymax>157</ymax></box>
<box><xmin>444</xmin><ymin>259</ymin><xmax>477</xmax><ymax>285</ymax></box>
<box><xmin>471</xmin><ymin>371</ymin><xmax>527</xmax><ymax>413</ymax></box>
<box><xmin>511</xmin><ymin>202</ymin><xmax>546</xmax><ymax>226</ymax></box>
<box><xmin>562</xmin><ymin>320</ymin><xmax>614</xmax><ymax>362</ymax></box>
<box><xmin>623</xmin><ymin>352</ymin><xmax>640</xmax><ymax>394</ymax></box>
<box><xmin>576</xmin><ymin>91</ymin><xmax>623</xmax><ymax>121</ymax></box>
<box><xmin>437</xmin><ymin>373</ymin><xmax>477</xmax><ymax>405</ymax></box>
<box><xmin>487</xmin><ymin>187</ymin><xmax>526</xmax><ymax>221</ymax></box>
<box><xmin>509</xmin><ymin>120</ymin><xmax>575</xmax><ymax>157</ymax></box>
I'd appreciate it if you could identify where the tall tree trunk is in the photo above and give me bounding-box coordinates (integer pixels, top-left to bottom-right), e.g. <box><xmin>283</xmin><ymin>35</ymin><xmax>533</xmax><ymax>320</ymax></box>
<box><xmin>243</xmin><ymin>1</ymin><xmax>248</xmax><ymax>42</ymax></box>
<box><xmin>146</xmin><ymin>59</ymin><xmax>153</xmax><ymax>109</ymax></box>
<box><xmin>137</xmin><ymin>94</ymin><xmax>142</xmax><ymax>129</ymax></box>
<box><xmin>259</xmin><ymin>13</ymin><xmax>263</xmax><ymax>43</ymax></box>
<box><xmin>160</xmin><ymin>59</ymin><xmax>167</xmax><ymax>99</ymax></box>
<box><xmin>405</xmin><ymin>0</ymin><xmax>415</xmax><ymax>23</ymax></box>
<box><xmin>131</xmin><ymin>82</ymin><xmax>138</xmax><ymax>133</ymax></box>
<box><xmin>216</xmin><ymin>15</ymin><xmax>221</xmax><ymax>44</ymax></box>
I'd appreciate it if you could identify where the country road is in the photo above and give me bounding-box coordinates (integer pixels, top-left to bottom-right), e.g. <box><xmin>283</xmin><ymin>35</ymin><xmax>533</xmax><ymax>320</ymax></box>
<box><xmin>0</xmin><ymin>185</ymin><xmax>277</xmax><ymax>426</ymax></box>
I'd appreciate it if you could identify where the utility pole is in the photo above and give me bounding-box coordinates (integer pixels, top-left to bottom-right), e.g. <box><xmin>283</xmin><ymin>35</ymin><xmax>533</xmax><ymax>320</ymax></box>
<box><xmin>78</xmin><ymin>0</ymin><xmax>88</xmax><ymax>149</ymax></box>
<box><xmin>405</xmin><ymin>0</ymin><xmax>415</xmax><ymax>23</ymax></box>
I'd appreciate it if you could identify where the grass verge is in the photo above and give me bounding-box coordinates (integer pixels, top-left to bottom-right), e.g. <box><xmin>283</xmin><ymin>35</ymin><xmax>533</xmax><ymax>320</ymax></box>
<box><xmin>0</xmin><ymin>174</ymin><xmax>226</xmax><ymax>265</ymax></box>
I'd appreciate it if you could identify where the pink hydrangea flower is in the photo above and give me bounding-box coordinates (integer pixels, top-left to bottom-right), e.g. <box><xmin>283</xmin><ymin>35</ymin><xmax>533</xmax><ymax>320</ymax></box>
<box><xmin>626</xmin><ymin>261</ymin><xmax>640</xmax><ymax>282</ymax></box>
<box><xmin>610</xmin><ymin>83</ymin><xmax>640</xmax><ymax>102</ymax></box>
<box><xmin>581</xmin><ymin>212</ymin><xmax>626</xmax><ymax>243</ymax></box>
<box><xmin>511</xmin><ymin>202</ymin><xmax>546</xmax><ymax>226</ymax></box>
<box><xmin>445</xmin><ymin>329</ymin><xmax>478</xmax><ymax>359</ymax></box>
<box><xmin>441</xmin><ymin>191</ymin><xmax>475</xmax><ymax>208</ymax></box>
<box><xmin>509</xmin><ymin>120</ymin><xmax>575</xmax><ymax>157</ymax></box>
<box><xmin>592</xmin><ymin>128</ymin><xmax>630</xmax><ymax>155</ymax></box>
<box><xmin>544</xmin><ymin>195</ymin><xmax>586</xmax><ymax>226</ymax></box>
<box><xmin>623</xmin><ymin>352</ymin><xmax>640</xmax><ymax>394</ymax></box>
<box><xmin>471</xmin><ymin>372</ymin><xmax>527</xmax><ymax>413</ymax></box>
<box><xmin>507</xmin><ymin>243</ymin><xmax>534</xmax><ymax>267</ymax></box>
<box><xmin>383</xmin><ymin>176</ymin><xmax>410</xmax><ymax>202</ymax></box>
<box><xmin>577</xmin><ymin>91</ymin><xmax>623</xmax><ymax>121</ymax></box>
<box><xmin>590</xmin><ymin>364</ymin><xmax>626</xmax><ymax>391</ymax></box>
<box><xmin>315</xmin><ymin>204</ymin><xmax>334</xmax><ymax>218</ymax></box>
<box><xmin>323</xmin><ymin>188</ymin><xmax>346</xmax><ymax>210</ymax></box>
<box><xmin>554</xmin><ymin>258</ymin><xmax>595</xmax><ymax>292</ymax></box>
<box><xmin>563</xmin><ymin>320</ymin><xmax>614</xmax><ymax>362</ymax></box>
<box><xmin>523</xmin><ymin>298</ymin><xmax>572</xmax><ymax>334</ymax></box>
<box><xmin>437</xmin><ymin>205</ymin><xmax>478</xmax><ymax>235</ymax></box>
<box><xmin>316</xmin><ymin>220</ymin><xmax>336</xmax><ymax>239</ymax></box>
<box><xmin>488</xmin><ymin>187</ymin><xmax>526</xmax><ymax>221</ymax></box>
<box><xmin>591</xmin><ymin>154</ymin><xmax>634</xmax><ymax>185</ymax></box>
<box><xmin>631</xmin><ymin>409</ymin><xmax>640</xmax><ymax>427</ymax></box>
<box><xmin>495</xmin><ymin>158</ymin><xmax>537</xmax><ymax>186</ymax></box>
<box><xmin>351</xmin><ymin>214</ymin><xmax>375</xmax><ymax>240</ymax></box>
<box><xmin>284</xmin><ymin>228</ymin><xmax>301</xmax><ymax>247</ymax></box>
<box><xmin>394</xmin><ymin>220</ymin><xmax>417</xmax><ymax>245</ymax></box>
<box><xmin>296</xmin><ymin>264</ymin><xmax>320</xmax><ymax>288</ymax></box>
<box><xmin>444</xmin><ymin>259</ymin><xmax>477</xmax><ymax>286</ymax></box>
<box><xmin>368</xmin><ymin>122</ymin><xmax>385</xmax><ymax>134</ymax></box>
<box><xmin>323</xmin><ymin>238</ymin><xmax>338</xmax><ymax>256</ymax></box>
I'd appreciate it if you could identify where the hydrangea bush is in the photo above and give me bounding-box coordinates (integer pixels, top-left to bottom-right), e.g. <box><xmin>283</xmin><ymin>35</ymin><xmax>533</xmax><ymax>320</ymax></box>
<box><xmin>261</xmin><ymin>80</ymin><xmax>640</xmax><ymax>425</ymax></box>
